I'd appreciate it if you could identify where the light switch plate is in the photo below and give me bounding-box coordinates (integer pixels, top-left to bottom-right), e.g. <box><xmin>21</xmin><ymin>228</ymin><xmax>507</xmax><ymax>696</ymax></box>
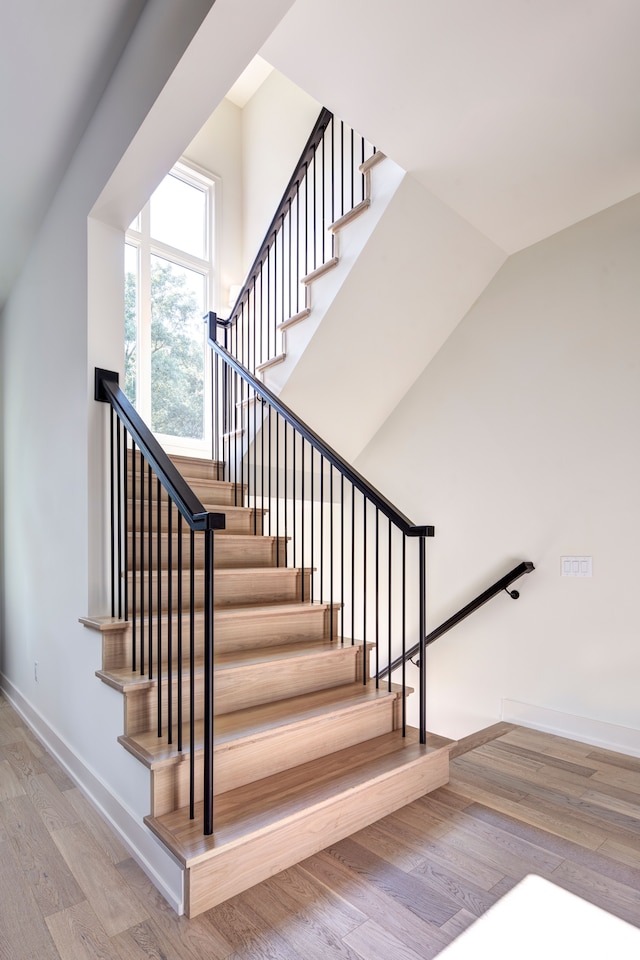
<box><xmin>561</xmin><ymin>556</ymin><xmax>592</xmax><ymax>577</ymax></box>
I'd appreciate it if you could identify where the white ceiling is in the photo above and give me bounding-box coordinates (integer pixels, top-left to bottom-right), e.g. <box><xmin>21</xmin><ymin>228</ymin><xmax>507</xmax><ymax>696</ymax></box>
<box><xmin>263</xmin><ymin>0</ymin><xmax>640</xmax><ymax>253</ymax></box>
<box><xmin>2</xmin><ymin>0</ymin><xmax>640</xmax><ymax>307</ymax></box>
<box><xmin>0</xmin><ymin>0</ymin><xmax>146</xmax><ymax>307</ymax></box>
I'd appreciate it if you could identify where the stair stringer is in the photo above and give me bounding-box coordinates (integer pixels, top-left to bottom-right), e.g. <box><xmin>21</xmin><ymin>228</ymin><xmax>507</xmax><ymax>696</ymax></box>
<box><xmin>261</xmin><ymin>154</ymin><xmax>406</xmax><ymax>396</ymax></box>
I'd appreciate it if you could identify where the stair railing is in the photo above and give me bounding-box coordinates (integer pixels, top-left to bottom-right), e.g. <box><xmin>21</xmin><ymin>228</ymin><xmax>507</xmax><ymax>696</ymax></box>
<box><xmin>221</xmin><ymin>107</ymin><xmax>377</xmax><ymax>386</ymax></box>
<box><xmin>207</xmin><ymin>318</ymin><xmax>435</xmax><ymax>743</ymax></box>
<box><xmin>95</xmin><ymin>368</ymin><xmax>224</xmax><ymax>835</ymax></box>
<box><xmin>377</xmin><ymin>561</ymin><xmax>535</xmax><ymax>680</ymax></box>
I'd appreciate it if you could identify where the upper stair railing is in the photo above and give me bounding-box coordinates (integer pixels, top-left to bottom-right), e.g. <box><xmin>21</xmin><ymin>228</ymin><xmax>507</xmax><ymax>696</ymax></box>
<box><xmin>220</xmin><ymin>107</ymin><xmax>378</xmax><ymax>382</ymax></box>
<box><xmin>95</xmin><ymin>367</ymin><xmax>224</xmax><ymax>836</ymax></box>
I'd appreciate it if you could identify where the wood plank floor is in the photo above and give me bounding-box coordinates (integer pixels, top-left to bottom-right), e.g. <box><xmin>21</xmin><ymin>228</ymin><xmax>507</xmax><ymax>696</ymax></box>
<box><xmin>1</xmin><ymin>692</ymin><xmax>639</xmax><ymax>959</ymax></box>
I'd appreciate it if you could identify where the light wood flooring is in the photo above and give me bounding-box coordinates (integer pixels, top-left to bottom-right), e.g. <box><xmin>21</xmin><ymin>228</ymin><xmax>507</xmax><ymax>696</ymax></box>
<box><xmin>2</xmin><ymin>692</ymin><xmax>640</xmax><ymax>959</ymax></box>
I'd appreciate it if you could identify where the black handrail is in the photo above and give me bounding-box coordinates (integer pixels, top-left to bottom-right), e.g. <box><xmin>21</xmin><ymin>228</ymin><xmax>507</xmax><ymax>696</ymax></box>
<box><xmin>207</xmin><ymin>317</ymin><xmax>434</xmax><ymax>539</ymax></box>
<box><xmin>226</xmin><ymin>107</ymin><xmax>333</xmax><ymax>324</ymax></box>
<box><xmin>377</xmin><ymin>561</ymin><xmax>535</xmax><ymax>679</ymax></box>
<box><xmin>95</xmin><ymin>369</ymin><xmax>224</xmax><ymax>531</ymax></box>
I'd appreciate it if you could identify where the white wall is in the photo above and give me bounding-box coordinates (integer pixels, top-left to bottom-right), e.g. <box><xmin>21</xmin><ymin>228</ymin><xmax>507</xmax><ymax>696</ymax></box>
<box><xmin>355</xmin><ymin>193</ymin><xmax>640</xmax><ymax>741</ymax></box>
<box><xmin>184</xmin><ymin>98</ymin><xmax>244</xmax><ymax>313</ymax></box>
<box><xmin>276</xmin><ymin>172</ymin><xmax>506</xmax><ymax>462</ymax></box>
<box><xmin>241</xmin><ymin>69</ymin><xmax>320</xmax><ymax>267</ymax></box>
<box><xmin>0</xmin><ymin>0</ymin><xmax>298</xmax><ymax>913</ymax></box>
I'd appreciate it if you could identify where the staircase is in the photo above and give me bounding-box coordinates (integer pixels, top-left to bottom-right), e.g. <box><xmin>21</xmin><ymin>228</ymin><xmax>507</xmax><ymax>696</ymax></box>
<box><xmin>84</xmin><ymin>453</ymin><xmax>452</xmax><ymax>917</ymax></box>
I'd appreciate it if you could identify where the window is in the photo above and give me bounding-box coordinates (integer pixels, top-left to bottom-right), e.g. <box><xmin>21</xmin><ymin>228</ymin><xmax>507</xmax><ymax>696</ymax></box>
<box><xmin>125</xmin><ymin>160</ymin><xmax>216</xmax><ymax>454</ymax></box>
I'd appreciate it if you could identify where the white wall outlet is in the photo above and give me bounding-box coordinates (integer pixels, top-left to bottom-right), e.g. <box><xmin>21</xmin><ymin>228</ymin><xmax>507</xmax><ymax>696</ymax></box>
<box><xmin>561</xmin><ymin>556</ymin><xmax>592</xmax><ymax>577</ymax></box>
<box><xmin>34</xmin><ymin>661</ymin><xmax>39</xmax><ymax>682</ymax></box>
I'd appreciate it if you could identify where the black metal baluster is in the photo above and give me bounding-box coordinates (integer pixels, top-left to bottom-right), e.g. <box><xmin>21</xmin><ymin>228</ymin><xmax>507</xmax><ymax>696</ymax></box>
<box><xmin>313</xmin><ymin>149</ymin><xmax>317</xmax><ymax>270</ymax></box>
<box><xmin>110</xmin><ymin>407</ymin><xmax>115</xmax><ymax>617</ymax></box>
<box><xmin>203</xmin><ymin>526</ymin><xmax>214</xmax><ymax>836</ymax></box>
<box><xmin>177</xmin><ymin>512</ymin><xmax>183</xmax><ymax>753</ymax></box>
<box><xmin>292</xmin><ymin>428</ymin><xmax>296</xmax><ymax>570</ymax></box>
<box><xmin>351</xmin><ymin>484</ymin><xmax>355</xmax><ymax>645</ymax></box>
<box><xmin>268</xmin><ymin>406</ymin><xmax>272</xmax><ymax>536</ymax></box>
<box><xmin>266</xmin><ymin>248</ymin><xmax>271</xmax><ymax>361</ymax></box>
<box><xmin>283</xmin><ymin>421</ymin><xmax>287</xmax><ymax>568</ymax></box>
<box><xmin>388</xmin><ymin>519</ymin><xmax>392</xmax><ymax>694</ymax></box>
<box><xmin>330</xmin><ymin>116</ymin><xmax>335</xmax><ymax>256</ymax></box>
<box><xmin>301</xmin><ymin>439</ymin><xmax>305</xmax><ymax>602</ymax></box>
<box><xmin>402</xmin><ymin>533</ymin><xmax>406</xmax><ymax>736</ymax></box>
<box><xmin>252</xmin><ymin>284</ymin><xmax>257</xmax><ymax>377</ymax></box>
<box><xmin>167</xmin><ymin>497</ymin><xmax>173</xmax><ymax>744</ymax></box>
<box><xmin>131</xmin><ymin>439</ymin><xmax>137</xmax><ymax>672</ymax></box>
<box><xmin>419</xmin><ymin>535</ymin><xmax>426</xmax><ymax>744</ymax></box>
<box><xmin>139</xmin><ymin>449</ymin><xmax>144</xmax><ymax>674</ymax></box>
<box><xmin>304</xmin><ymin>162</ymin><xmax>309</xmax><ymax>277</ymax></box>
<box><xmin>375</xmin><ymin>508</ymin><xmax>379</xmax><ymax>688</ymax></box>
<box><xmin>340</xmin><ymin>474</ymin><xmax>344</xmax><ymax>642</ymax></box>
<box><xmin>123</xmin><ymin>431</ymin><xmax>129</xmax><ymax>630</ymax></box>
<box><xmin>116</xmin><ymin>419</ymin><xmax>122</xmax><ymax>619</ymax></box>
<box><xmin>320</xmin><ymin>454</ymin><xmax>324</xmax><ymax>602</ymax></box>
<box><xmin>288</xmin><ymin>200</ymin><xmax>292</xmax><ymax>321</ymax></box>
<box><xmin>321</xmin><ymin>132</ymin><xmax>325</xmax><ymax>263</ymax></box>
<box><xmin>330</xmin><ymin>465</ymin><xmax>333</xmax><ymax>643</ymax></box>
<box><xmin>296</xmin><ymin>184</ymin><xmax>300</xmax><ymax>313</ymax></box>
<box><xmin>310</xmin><ymin>447</ymin><xmax>314</xmax><ymax>602</ymax></box>
<box><xmin>362</xmin><ymin>495</ymin><xmax>367</xmax><ymax>684</ymax></box>
<box><xmin>261</xmin><ymin>389</ymin><xmax>265</xmax><ymax>538</ymax></box>
<box><xmin>340</xmin><ymin>121</ymin><xmax>345</xmax><ymax>218</ymax></box>
<box><xmin>276</xmin><ymin>412</ymin><xmax>280</xmax><ymax>553</ymax></box>
<box><xmin>351</xmin><ymin>127</ymin><xmax>355</xmax><ymax>209</ymax></box>
<box><xmin>253</xmin><ymin>385</ymin><xmax>257</xmax><ymax>536</ymax></box>
<box><xmin>189</xmin><ymin>529</ymin><xmax>195</xmax><ymax>820</ymax></box>
<box><xmin>156</xmin><ymin>481</ymin><xmax>163</xmax><ymax>739</ymax></box>
<box><xmin>148</xmin><ymin>463</ymin><xmax>153</xmax><ymax>680</ymax></box>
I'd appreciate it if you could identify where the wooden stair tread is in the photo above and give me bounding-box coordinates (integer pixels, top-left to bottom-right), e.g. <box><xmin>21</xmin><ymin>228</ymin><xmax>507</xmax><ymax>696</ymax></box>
<box><xmin>328</xmin><ymin>198</ymin><xmax>371</xmax><ymax>234</ymax></box>
<box><xmin>301</xmin><ymin>257</ymin><xmax>339</xmax><ymax>286</ymax></box>
<box><xmin>215</xmin><ymin>638</ymin><xmax>366</xmax><ymax>670</ymax></box>
<box><xmin>119</xmin><ymin>682</ymin><xmax>399</xmax><ymax>768</ymax></box>
<box><xmin>97</xmin><ymin>638</ymin><xmax>362</xmax><ymax>691</ymax></box>
<box><xmin>146</xmin><ymin>728</ymin><xmax>448</xmax><ymax>866</ymax></box>
<box><xmin>96</xmin><ymin>639</ymin><xmax>358</xmax><ymax>692</ymax></box>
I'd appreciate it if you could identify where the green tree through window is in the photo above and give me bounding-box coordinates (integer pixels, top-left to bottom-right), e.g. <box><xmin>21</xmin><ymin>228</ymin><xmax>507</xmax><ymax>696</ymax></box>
<box><xmin>125</xmin><ymin>160</ymin><xmax>214</xmax><ymax>451</ymax></box>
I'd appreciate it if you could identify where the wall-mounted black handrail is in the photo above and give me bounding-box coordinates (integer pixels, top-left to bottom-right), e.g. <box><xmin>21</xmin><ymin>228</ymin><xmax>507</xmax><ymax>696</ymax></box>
<box><xmin>226</xmin><ymin>107</ymin><xmax>333</xmax><ymax>325</ymax></box>
<box><xmin>96</xmin><ymin>368</ymin><xmax>224</xmax><ymax>531</ymax></box>
<box><xmin>377</xmin><ymin>561</ymin><xmax>534</xmax><ymax>679</ymax></box>
<box><xmin>207</xmin><ymin>316</ymin><xmax>434</xmax><ymax>539</ymax></box>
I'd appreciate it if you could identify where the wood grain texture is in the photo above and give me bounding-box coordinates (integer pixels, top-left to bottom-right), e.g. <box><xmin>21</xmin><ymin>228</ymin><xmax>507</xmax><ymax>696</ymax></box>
<box><xmin>2</xmin><ymin>693</ymin><xmax>640</xmax><ymax>958</ymax></box>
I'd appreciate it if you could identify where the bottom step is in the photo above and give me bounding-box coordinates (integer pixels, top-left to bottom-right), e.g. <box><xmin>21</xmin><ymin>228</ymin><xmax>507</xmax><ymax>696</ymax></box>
<box><xmin>146</xmin><ymin>728</ymin><xmax>451</xmax><ymax>917</ymax></box>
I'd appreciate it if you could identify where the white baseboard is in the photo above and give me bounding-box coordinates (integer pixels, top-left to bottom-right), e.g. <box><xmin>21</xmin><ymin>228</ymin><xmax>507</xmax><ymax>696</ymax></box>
<box><xmin>0</xmin><ymin>672</ymin><xmax>184</xmax><ymax>914</ymax></box>
<box><xmin>501</xmin><ymin>699</ymin><xmax>640</xmax><ymax>758</ymax></box>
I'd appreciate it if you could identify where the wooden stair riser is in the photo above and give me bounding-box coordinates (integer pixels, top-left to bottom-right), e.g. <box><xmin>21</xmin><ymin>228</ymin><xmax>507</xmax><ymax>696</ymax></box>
<box><xmin>129</xmin><ymin>451</ymin><xmax>225</xmax><ymax>481</ymax></box>
<box><xmin>126</xmin><ymin>472</ymin><xmax>244</xmax><ymax>507</ymax></box>
<box><xmin>184</xmin><ymin>748</ymin><xmax>449</xmax><ymax>916</ymax></box>
<box><xmin>122</xmin><ymin>644</ymin><xmax>370</xmax><ymax>736</ymax></box>
<box><xmin>96</xmin><ymin>604</ymin><xmax>341</xmax><ymax>672</ymax></box>
<box><xmin>149</xmin><ymin>694</ymin><xmax>399</xmax><ymax>817</ymax></box>
<box><xmin>126</xmin><ymin>567</ymin><xmax>311</xmax><ymax>614</ymax></box>
<box><xmin>126</xmin><ymin>533</ymin><xmax>287</xmax><ymax>571</ymax></box>
<box><xmin>216</xmin><ymin>644</ymin><xmax>371</xmax><ymax>715</ymax></box>
<box><xmin>126</xmin><ymin>502</ymin><xmax>266</xmax><ymax>534</ymax></box>
<box><xmin>214</xmin><ymin>604</ymin><xmax>340</xmax><ymax>655</ymax></box>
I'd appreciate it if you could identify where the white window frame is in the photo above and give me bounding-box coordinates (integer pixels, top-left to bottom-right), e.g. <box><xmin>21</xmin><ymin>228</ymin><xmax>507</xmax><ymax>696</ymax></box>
<box><xmin>126</xmin><ymin>159</ymin><xmax>218</xmax><ymax>457</ymax></box>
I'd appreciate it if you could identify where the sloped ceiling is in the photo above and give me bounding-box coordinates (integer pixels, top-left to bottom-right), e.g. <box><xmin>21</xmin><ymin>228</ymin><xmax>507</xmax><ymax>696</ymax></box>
<box><xmin>0</xmin><ymin>0</ymin><xmax>147</xmax><ymax>307</ymax></box>
<box><xmin>262</xmin><ymin>0</ymin><xmax>640</xmax><ymax>253</ymax></box>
